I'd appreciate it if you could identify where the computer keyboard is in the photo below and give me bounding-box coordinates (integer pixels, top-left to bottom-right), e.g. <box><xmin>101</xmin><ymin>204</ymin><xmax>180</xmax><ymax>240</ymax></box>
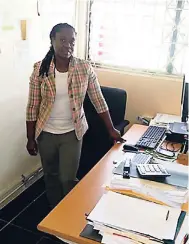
<box><xmin>136</xmin><ymin>163</ymin><xmax>171</xmax><ymax>178</ymax></box>
<box><xmin>132</xmin><ymin>153</ymin><xmax>152</xmax><ymax>165</ymax></box>
<box><xmin>136</xmin><ymin>126</ymin><xmax>166</xmax><ymax>149</ymax></box>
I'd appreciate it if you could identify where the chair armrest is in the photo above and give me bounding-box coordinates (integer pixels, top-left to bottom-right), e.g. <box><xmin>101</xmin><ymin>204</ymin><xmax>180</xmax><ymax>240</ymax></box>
<box><xmin>115</xmin><ymin>120</ymin><xmax>130</xmax><ymax>136</ymax></box>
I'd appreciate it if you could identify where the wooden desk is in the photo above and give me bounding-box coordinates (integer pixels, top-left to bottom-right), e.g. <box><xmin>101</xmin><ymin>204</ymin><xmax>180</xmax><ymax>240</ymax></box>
<box><xmin>38</xmin><ymin>124</ymin><xmax>188</xmax><ymax>244</ymax></box>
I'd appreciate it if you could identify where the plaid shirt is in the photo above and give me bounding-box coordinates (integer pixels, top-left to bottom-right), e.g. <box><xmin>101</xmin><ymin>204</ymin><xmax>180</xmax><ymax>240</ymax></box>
<box><xmin>26</xmin><ymin>57</ymin><xmax>108</xmax><ymax>140</ymax></box>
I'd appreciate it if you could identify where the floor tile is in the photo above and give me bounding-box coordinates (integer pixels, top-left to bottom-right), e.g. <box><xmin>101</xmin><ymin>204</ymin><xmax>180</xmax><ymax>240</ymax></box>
<box><xmin>11</xmin><ymin>192</ymin><xmax>51</xmax><ymax>235</ymax></box>
<box><xmin>0</xmin><ymin>224</ymin><xmax>40</xmax><ymax>244</ymax></box>
<box><xmin>37</xmin><ymin>236</ymin><xmax>64</xmax><ymax>244</ymax></box>
<box><xmin>0</xmin><ymin>219</ymin><xmax>8</xmax><ymax>231</ymax></box>
<box><xmin>0</xmin><ymin>178</ymin><xmax>45</xmax><ymax>221</ymax></box>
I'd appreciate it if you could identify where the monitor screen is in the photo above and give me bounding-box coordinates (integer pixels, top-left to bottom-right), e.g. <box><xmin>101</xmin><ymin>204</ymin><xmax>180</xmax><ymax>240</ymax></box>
<box><xmin>181</xmin><ymin>74</ymin><xmax>188</xmax><ymax>122</ymax></box>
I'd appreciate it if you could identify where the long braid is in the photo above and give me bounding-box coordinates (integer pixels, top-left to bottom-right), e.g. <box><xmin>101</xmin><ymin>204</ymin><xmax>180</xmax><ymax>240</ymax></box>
<box><xmin>39</xmin><ymin>23</ymin><xmax>76</xmax><ymax>78</ymax></box>
<box><xmin>39</xmin><ymin>46</ymin><xmax>54</xmax><ymax>78</ymax></box>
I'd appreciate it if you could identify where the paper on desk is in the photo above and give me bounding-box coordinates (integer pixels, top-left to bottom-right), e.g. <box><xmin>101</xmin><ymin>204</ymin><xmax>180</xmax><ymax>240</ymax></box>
<box><xmin>108</xmin><ymin>175</ymin><xmax>188</xmax><ymax>208</ymax></box>
<box><xmin>88</xmin><ymin>191</ymin><xmax>181</xmax><ymax>240</ymax></box>
<box><xmin>113</xmin><ymin>152</ymin><xmax>135</xmax><ymax>165</ymax></box>
<box><xmin>102</xmin><ymin>232</ymin><xmax>133</xmax><ymax>244</ymax></box>
<box><xmin>155</xmin><ymin>159</ymin><xmax>188</xmax><ymax>175</ymax></box>
<box><xmin>155</xmin><ymin>159</ymin><xmax>189</xmax><ymax>188</ymax></box>
<box><xmin>150</xmin><ymin>113</ymin><xmax>181</xmax><ymax>126</ymax></box>
<box><xmin>91</xmin><ymin>222</ymin><xmax>160</xmax><ymax>244</ymax></box>
<box><xmin>175</xmin><ymin>215</ymin><xmax>189</xmax><ymax>244</ymax></box>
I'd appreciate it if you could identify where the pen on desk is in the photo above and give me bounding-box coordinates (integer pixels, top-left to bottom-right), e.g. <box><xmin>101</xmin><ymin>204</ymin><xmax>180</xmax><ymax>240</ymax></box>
<box><xmin>166</xmin><ymin>210</ymin><xmax>169</xmax><ymax>221</ymax></box>
<box><xmin>113</xmin><ymin>233</ymin><xmax>130</xmax><ymax>239</ymax></box>
<box><xmin>183</xmin><ymin>234</ymin><xmax>189</xmax><ymax>244</ymax></box>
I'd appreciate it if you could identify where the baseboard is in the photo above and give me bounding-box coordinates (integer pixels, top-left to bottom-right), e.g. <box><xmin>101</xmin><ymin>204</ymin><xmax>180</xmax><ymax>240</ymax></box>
<box><xmin>0</xmin><ymin>167</ymin><xmax>43</xmax><ymax>209</ymax></box>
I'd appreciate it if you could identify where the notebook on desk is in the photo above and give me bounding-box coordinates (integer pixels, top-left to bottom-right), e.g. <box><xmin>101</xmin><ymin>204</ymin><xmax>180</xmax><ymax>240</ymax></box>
<box><xmin>80</xmin><ymin>192</ymin><xmax>186</xmax><ymax>244</ymax></box>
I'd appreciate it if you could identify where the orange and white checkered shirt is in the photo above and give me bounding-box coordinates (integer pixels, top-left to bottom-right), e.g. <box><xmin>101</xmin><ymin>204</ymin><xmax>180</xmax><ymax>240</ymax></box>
<box><xmin>26</xmin><ymin>57</ymin><xmax>108</xmax><ymax>140</ymax></box>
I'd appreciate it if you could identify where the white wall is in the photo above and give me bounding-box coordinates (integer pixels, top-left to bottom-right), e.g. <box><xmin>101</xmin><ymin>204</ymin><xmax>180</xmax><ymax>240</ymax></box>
<box><xmin>0</xmin><ymin>0</ymin><xmax>76</xmax><ymax>199</ymax></box>
<box><xmin>0</xmin><ymin>20</ymin><xmax>41</xmax><ymax>199</ymax></box>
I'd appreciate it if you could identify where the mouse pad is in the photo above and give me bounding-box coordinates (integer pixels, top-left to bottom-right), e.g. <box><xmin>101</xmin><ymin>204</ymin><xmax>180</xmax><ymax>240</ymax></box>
<box><xmin>113</xmin><ymin>161</ymin><xmax>188</xmax><ymax>188</ymax></box>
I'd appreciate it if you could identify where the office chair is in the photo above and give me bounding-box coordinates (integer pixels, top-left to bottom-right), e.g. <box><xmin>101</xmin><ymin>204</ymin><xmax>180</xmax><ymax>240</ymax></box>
<box><xmin>77</xmin><ymin>86</ymin><xmax>129</xmax><ymax>179</ymax></box>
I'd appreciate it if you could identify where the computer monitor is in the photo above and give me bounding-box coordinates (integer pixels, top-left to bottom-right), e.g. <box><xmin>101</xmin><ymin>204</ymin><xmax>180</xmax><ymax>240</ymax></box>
<box><xmin>181</xmin><ymin>74</ymin><xmax>188</xmax><ymax>122</ymax></box>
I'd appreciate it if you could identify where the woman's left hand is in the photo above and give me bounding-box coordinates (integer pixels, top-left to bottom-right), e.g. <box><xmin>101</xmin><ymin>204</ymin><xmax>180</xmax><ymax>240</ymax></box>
<box><xmin>109</xmin><ymin>128</ymin><xmax>126</xmax><ymax>143</ymax></box>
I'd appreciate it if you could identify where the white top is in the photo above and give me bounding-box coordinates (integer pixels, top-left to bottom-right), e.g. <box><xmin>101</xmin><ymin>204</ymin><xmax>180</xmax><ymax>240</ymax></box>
<box><xmin>43</xmin><ymin>70</ymin><xmax>74</xmax><ymax>134</ymax></box>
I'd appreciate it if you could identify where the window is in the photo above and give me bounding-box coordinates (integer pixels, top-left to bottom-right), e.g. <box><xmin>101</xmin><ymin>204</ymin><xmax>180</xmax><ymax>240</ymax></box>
<box><xmin>88</xmin><ymin>0</ymin><xmax>189</xmax><ymax>75</ymax></box>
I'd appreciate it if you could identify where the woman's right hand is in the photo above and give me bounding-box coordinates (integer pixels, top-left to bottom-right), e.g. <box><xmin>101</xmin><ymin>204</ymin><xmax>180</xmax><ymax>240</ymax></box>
<box><xmin>26</xmin><ymin>139</ymin><xmax>38</xmax><ymax>156</ymax></box>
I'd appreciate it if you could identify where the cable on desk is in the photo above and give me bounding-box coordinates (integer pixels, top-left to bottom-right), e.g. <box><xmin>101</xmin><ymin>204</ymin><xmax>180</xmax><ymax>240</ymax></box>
<box><xmin>143</xmin><ymin>149</ymin><xmax>177</xmax><ymax>162</ymax></box>
<box><xmin>164</xmin><ymin>141</ymin><xmax>182</xmax><ymax>152</ymax></box>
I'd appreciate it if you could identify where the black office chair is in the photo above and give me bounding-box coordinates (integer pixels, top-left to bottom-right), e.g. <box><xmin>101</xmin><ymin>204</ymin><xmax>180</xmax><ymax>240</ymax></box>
<box><xmin>77</xmin><ymin>86</ymin><xmax>129</xmax><ymax>179</ymax></box>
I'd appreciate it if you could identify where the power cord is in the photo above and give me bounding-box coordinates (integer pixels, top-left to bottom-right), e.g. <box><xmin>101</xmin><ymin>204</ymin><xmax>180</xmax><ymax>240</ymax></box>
<box><xmin>161</xmin><ymin>141</ymin><xmax>182</xmax><ymax>152</ymax></box>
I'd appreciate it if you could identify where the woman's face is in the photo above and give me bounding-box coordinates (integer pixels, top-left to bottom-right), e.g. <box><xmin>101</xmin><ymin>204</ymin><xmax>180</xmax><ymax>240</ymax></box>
<box><xmin>52</xmin><ymin>28</ymin><xmax>76</xmax><ymax>59</ymax></box>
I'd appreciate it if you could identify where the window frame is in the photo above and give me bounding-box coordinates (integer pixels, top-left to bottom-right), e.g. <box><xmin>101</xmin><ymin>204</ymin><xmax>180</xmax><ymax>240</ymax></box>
<box><xmin>86</xmin><ymin>0</ymin><xmax>189</xmax><ymax>77</ymax></box>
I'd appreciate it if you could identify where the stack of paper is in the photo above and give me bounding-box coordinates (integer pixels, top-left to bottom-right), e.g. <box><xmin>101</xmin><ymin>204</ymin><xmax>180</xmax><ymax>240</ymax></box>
<box><xmin>108</xmin><ymin>175</ymin><xmax>188</xmax><ymax>208</ymax></box>
<box><xmin>150</xmin><ymin>113</ymin><xmax>181</xmax><ymax>127</ymax></box>
<box><xmin>87</xmin><ymin>191</ymin><xmax>182</xmax><ymax>244</ymax></box>
<box><xmin>109</xmin><ymin>154</ymin><xmax>188</xmax><ymax>208</ymax></box>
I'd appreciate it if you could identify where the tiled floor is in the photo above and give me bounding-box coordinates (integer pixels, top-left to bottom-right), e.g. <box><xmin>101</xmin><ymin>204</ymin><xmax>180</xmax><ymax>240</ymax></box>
<box><xmin>0</xmin><ymin>178</ymin><xmax>65</xmax><ymax>244</ymax></box>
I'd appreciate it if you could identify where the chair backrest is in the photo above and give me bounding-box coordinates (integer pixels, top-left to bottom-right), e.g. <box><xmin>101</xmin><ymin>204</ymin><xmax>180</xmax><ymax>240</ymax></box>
<box><xmin>84</xmin><ymin>86</ymin><xmax>127</xmax><ymax>129</ymax></box>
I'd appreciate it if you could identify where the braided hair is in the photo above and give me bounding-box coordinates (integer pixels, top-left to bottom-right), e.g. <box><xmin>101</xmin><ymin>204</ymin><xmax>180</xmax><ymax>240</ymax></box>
<box><xmin>39</xmin><ymin>23</ymin><xmax>76</xmax><ymax>78</ymax></box>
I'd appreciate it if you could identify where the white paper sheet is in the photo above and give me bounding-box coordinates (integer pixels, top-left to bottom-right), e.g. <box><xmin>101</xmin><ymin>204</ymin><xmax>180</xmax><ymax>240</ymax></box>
<box><xmin>155</xmin><ymin>159</ymin><xmax>188</xmax><ymax>177</ymax></box>
<box><xmin>88</xmin><ymin>191</ymin><xmax>181</xmax><ymax>240</ymax></box>
<box><xmin>93</xmin><ymin>222</ymin><xmax>161</xmax><ymax>244</ymax></box>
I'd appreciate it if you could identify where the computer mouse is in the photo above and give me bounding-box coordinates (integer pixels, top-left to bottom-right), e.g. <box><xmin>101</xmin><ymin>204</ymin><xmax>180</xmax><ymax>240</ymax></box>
<box><xmin>123</xmin><ymin>144</ymin><xmax>138</xmax><ymax>152</ymax></box>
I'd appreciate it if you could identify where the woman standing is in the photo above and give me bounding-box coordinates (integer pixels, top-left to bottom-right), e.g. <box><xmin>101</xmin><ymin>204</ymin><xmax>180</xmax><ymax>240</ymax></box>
<box><xmin>26</xmin><ymin>23</ymin><xmax>124</xmax><ymax>208</ymax></box>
